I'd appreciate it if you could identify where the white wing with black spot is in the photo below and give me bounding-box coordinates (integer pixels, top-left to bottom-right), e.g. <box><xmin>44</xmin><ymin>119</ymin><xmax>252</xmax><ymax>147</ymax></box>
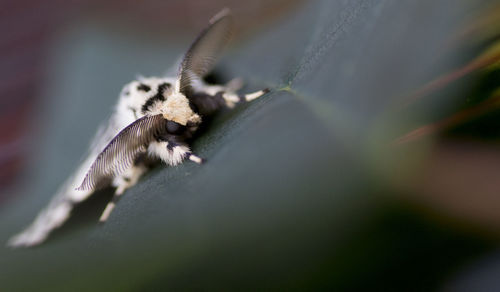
<box><xmin>7</xmin><ymin>114</ymin><xmax>125</xmax><ymax>247</ymax></box>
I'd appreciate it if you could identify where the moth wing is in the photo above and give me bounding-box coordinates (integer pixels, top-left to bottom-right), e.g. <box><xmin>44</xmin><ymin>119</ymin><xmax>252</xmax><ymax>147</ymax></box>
<box><xmin>77</xmin><ymin>114</ymin><xmax>166</xmax><ymax>191</ymax></box>
<box><xmin>7</xmin><ymin>166</ymin><xmax>93</xmax><ymax>247</ymax></box>
<box><xmin>178</xmin><ymin>8</ymin><xmax>233</xmax><ymax>96</ymax></box>
<box><xmin>7</xmin><ymin>115</ymin><xmax>124</xmax><ymax>247</ymax></box>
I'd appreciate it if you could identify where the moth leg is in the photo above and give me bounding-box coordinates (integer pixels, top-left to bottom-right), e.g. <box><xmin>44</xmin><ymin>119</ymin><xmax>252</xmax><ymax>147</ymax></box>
<box><xmin>148</xmin><ymin>140</ymin><xmax>205</xmax><ymax>166</ymax></box>
<box><xmin>99</xmin><ymin>195</ymin><xmax>118</xmax><ymax>223</ymax></box>
<box><xmin>185</xmin><ymin>152</ymin><xmax>204</xmax><ymax>164</ymax></box>
<box><xmin>100</xmin><ymin>162</ymin><xmax>148</xmax><ymax>222</ymax></box>
<box><xmin>221</xmin><ymin>88</ymin><xmax>270</xmax><ymax>108</ymax></box>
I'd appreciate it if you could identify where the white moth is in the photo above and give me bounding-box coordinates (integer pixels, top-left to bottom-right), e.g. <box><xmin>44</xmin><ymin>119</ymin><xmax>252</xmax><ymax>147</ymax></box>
<box><xmin>8</xmin><ymin>8</ymin><xmax>268</xmax><ymax>247</ymax></box>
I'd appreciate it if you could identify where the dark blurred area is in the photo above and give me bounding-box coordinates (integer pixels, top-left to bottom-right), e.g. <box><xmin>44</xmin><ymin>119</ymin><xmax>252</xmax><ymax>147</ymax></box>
<box><xmin>1</xmin><ymin>0</ymin><xmax>500</xmax><ymax>291</ymax></box>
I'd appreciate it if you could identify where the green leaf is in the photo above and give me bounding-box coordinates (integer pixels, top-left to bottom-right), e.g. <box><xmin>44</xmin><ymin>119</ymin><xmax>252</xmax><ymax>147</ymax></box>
<box><xmin>1</xmin><ymin>1</ymin><xmax>498</xmax><ymax>290</ymax></box>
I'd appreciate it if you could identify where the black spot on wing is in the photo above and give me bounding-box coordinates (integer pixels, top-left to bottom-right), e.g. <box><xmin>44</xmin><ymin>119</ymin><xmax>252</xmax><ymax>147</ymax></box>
<box><xmin>137</xmin><ymin>83</ymin><xmax>151</xmax><ymax>92</ymax></box>
<box><xmin>141</xmin><ymin>82</ymin><xmax>171</xmax><ymax>114</ymax></box>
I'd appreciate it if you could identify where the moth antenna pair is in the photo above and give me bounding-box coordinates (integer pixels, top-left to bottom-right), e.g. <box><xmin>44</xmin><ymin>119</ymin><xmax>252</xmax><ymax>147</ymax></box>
<box><xmin>77</xmin><ymin>9</ymin><xmax>234</xmax><ymax>192</ymax></box>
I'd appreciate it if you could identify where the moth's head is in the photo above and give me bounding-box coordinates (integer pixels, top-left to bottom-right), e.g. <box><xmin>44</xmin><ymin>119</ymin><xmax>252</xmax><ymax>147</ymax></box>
<box><xmin>122</xmin><ymin>77</ymin><xmax>201</xmax><ymax>126</ymax></box>
<box><xmin>160</xmin><ymin>91</ymin><xmax>201</xmax><ymax>126</ymax></box>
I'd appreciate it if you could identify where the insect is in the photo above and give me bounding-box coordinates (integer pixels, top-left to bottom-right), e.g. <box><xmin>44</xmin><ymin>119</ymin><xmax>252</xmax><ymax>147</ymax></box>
<box><xmin>8</xmin><ymin>8</ymin><xmax>268</xmax><ymax>247</ymax></box>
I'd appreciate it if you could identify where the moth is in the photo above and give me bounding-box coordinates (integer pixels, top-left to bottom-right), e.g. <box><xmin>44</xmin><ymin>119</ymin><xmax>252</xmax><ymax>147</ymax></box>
<box><xmin>8</xmin><ymin>8</ymin><xmax>268</xmax><ymax>247</ymax></box>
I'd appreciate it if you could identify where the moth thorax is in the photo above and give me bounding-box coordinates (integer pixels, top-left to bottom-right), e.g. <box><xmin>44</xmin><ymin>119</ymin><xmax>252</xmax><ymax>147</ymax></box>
<box><xmin>162</xmin><ymin>93</ymin><xmax>200</xmax><ymax>126</ymax></box>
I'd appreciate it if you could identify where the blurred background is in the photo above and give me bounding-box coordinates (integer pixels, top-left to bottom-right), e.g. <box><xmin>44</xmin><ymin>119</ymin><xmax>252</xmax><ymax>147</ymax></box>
<box><xmin>1</xmin><ymin>0</ymin><xmax>500</xmax><ymax>291</ymax></box>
